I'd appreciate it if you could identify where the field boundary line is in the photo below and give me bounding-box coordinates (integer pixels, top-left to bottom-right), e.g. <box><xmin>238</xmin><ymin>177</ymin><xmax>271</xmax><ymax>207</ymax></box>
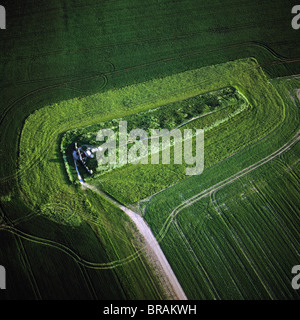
<box><xmin>156</xmin><ymin>130</ymin><xmax>300</xmax><ymax>242</ymax></box>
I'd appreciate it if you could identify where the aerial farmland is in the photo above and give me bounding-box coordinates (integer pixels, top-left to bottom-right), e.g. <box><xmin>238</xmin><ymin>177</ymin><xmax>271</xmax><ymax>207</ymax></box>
<box><xmin>0</xmin><ymin>0</ymin><xmax>299</xmax><ymax>302</ymax></box>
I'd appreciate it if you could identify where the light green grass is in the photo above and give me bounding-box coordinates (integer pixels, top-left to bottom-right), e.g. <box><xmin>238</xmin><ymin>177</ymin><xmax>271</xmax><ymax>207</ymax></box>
<box><xmin>61</xmin><ymin>86</ymin><xmax>246</xmax><ymax>181</ymax></box>
<box><xmin>89</xmin><ymin>59</ymin><xmax>284</xmax><ymax>204</ymax></box>
<box><xmin>19</xmin><ymin>58</ymin><xmax>284</xmax><ymax>210</ymax></box>
<box><xmin>17</xmin><ymin>58</ymin><xmax>291</xmax><ymax>300</ymax></box>
<box><xmin>1</xmin><ymin>0</ymin><xmax>299</xmax><ymax>300</ymax></box>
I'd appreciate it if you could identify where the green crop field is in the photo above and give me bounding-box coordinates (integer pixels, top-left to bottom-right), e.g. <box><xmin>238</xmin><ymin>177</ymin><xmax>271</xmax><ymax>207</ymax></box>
<box><xmin>143</xmin><ymin>77</ymin><xmax>300</xmax><ymax>299</ymax></box>
<box><xmin>0</xmin><ymin>0</ymin><xmax>299</xmax><ymax>301</ymax></box>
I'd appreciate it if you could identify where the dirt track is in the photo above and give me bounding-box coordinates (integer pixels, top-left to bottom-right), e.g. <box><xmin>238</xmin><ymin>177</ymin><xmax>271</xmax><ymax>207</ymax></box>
<box><xmin>120</xmin><ymin>205</ymin><xmax>187</xmax><ymax>300</ymax></box>
<box><xmin>83</xmin><ymin>182</ymin><xmax>187</xmax><ymax>300</ymax></box>
<box><xmin>81</xmin><ymin>130</ymin><xmax>300</xmax><ymax>300</ymax></box>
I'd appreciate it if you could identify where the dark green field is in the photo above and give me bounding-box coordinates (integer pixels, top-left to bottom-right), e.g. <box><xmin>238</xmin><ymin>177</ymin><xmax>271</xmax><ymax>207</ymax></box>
<box><xmin>0</xmin><ymin>0</ymin><xmax>299</xmax><ymax>300</ymax></box>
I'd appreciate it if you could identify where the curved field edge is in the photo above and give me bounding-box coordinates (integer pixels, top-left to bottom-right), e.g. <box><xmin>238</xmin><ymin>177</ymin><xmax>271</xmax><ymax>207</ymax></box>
<box><xmin>143</xmin><ymin>77</ymin><xmax>300</xmax><ymax>299</ymax></box>
<box><xmin>19</xmin><ymin>58</ymin><xmax>283</xmax><ymax>212</ymax></box>
<box><xmin>1</xmin><ymin>0</ymin><xmax>299</xmax><ymax>301</ymax></box>
<box><xmin>17</xmin><ymin>58</ymin><xmax>286</xmax><ymax>300</ymax></box>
